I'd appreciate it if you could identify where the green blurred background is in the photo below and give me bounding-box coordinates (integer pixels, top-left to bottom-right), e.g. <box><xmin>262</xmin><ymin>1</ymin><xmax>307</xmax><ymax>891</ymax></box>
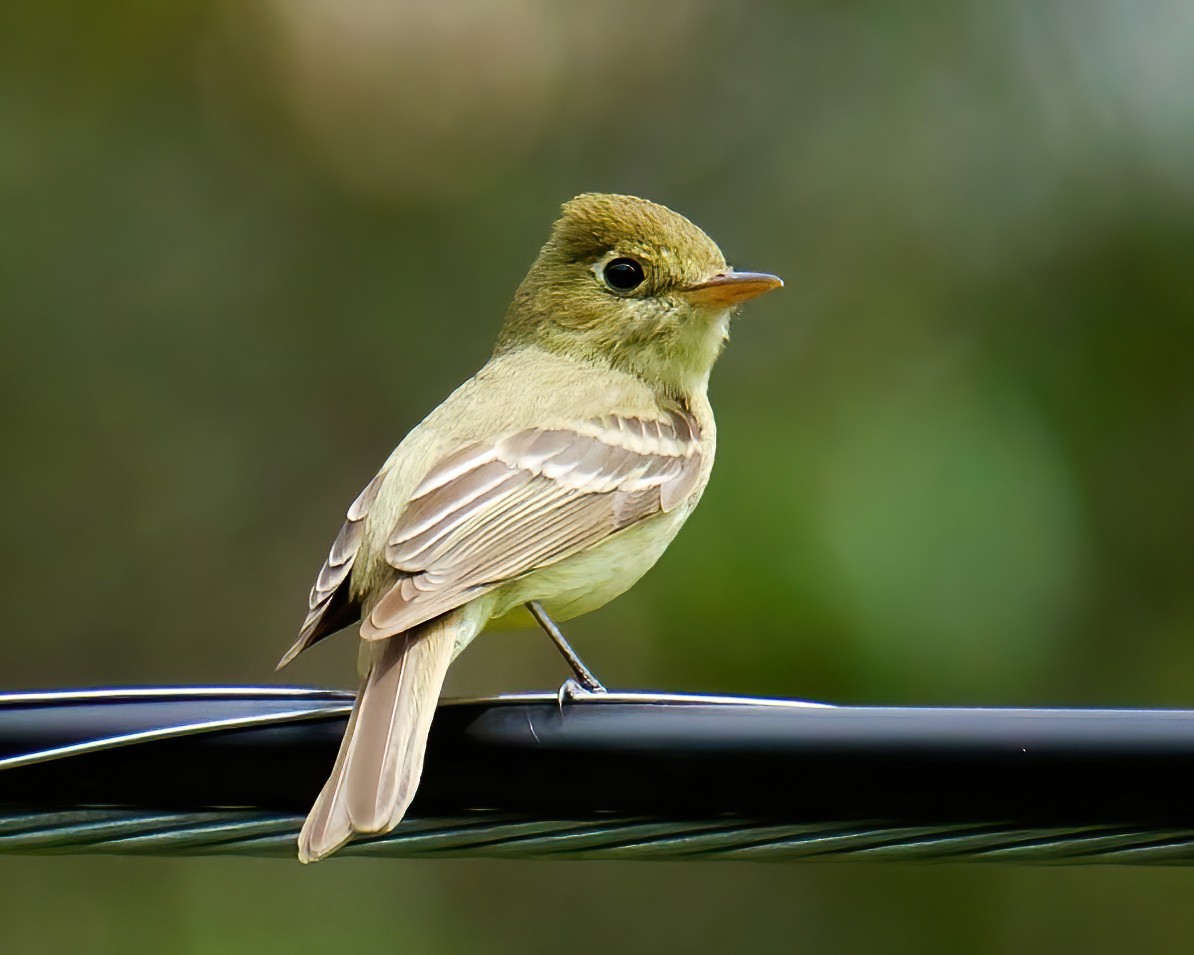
<box><xmin>3</xmin><ymin>1</ymin><xmax>1194</xmax><ymax>952</ymax></box>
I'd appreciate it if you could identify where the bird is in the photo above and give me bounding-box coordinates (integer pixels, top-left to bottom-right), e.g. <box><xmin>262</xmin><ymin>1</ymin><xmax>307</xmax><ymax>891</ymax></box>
<box><xmin>278</xmin><ymin>192</ymin><xmax>782</xmax><ymax>862</ymax></box>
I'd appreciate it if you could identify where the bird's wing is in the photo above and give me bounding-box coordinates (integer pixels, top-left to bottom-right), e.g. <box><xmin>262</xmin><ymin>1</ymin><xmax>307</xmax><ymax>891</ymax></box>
<box><xmin>360</xmin><ymin>408</ymin><xmax>703</xmax><ymax>640</ymax></box>
<box><xmin>277</xmin><ymin>468</ymin><xmax>390</xmax><ymax>668</ymax></box>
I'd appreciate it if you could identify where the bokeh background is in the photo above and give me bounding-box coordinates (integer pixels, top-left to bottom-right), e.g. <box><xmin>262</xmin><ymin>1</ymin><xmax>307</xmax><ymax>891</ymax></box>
<box><xmin>3</xmin><ymin>1</ymin><xmax>1194</xmax><ymax>952</ymax></box>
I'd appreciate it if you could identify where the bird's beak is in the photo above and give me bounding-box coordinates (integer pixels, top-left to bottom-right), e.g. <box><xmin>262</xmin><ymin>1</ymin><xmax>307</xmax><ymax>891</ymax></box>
<box><xmin>681</xmin><ymin>270</ymin><xmax>784</xmax><ymax>307</ymax></box>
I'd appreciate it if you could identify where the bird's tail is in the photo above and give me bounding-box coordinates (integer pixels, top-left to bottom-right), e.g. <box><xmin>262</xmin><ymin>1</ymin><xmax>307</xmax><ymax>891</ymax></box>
<box><xmin>296</xmin><ymin>611</ymin><xmax>463</xmax><ymax>863</ymax></box>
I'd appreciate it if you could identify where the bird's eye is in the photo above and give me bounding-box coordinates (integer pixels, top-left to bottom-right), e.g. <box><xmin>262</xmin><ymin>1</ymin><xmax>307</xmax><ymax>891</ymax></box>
<box><xmin>602</xmin><ymin>257</ymin><xmax>645</xmax><ymax>292</ymax></box>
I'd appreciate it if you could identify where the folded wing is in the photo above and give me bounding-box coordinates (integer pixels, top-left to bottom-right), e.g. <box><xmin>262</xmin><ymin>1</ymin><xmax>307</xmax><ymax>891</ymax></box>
<box><xmin>361</xmin><ymin>408</ymin><xmax>703</xmax><ymax>640</ymax></box>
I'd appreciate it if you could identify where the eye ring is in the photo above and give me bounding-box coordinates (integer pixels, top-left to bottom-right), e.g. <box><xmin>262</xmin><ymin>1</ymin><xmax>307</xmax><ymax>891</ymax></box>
<box><xmin>601</xmin><ymin>257</ymin><xmax>646</xmax><ymax>293</ymax></box>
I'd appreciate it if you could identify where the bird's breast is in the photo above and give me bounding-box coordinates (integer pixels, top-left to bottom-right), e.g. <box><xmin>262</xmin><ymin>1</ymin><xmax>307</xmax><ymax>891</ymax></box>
<box><xmin>486</xmin><ymin>502</ymin><xmax>699</xmax><ymax>630</ymax></box>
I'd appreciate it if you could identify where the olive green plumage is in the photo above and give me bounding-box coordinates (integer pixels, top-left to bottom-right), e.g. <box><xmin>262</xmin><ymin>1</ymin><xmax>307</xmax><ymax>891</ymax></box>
<box><xmin>283</xmin><ymin>193</ymin><xmax>781</xmax><ymax>862</ymax></box>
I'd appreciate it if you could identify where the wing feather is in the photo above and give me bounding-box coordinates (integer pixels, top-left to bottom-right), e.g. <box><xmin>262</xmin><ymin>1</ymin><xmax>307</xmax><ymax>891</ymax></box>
<box><xmin>362</xmin><ymin>408</ymin><xmax>702</xmax><ymax>640</ymax></box>
<box><xmin>278</xmin><ymin>468</ymin><xmax>390</xmax><ymax>668</ymax></box>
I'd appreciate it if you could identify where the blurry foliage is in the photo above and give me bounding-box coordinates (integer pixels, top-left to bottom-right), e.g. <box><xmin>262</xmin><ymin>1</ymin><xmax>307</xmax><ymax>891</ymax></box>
<box><xmin>2</xmin><ymin>1</ymin><xmax>1194</xmax><ymax>952</ymax></box>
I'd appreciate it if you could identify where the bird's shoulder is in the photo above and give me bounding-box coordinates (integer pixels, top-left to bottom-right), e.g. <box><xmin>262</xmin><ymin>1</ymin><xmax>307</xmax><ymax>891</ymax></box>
<box><xmin>383</xmin><ymin>346</ymin><xmax>685</xmax><ymax>484</ymax></box>
<box><xmin>442</xmin><ymin>346</ymin><xmax>674</xmax><ymax>432</ymax></box>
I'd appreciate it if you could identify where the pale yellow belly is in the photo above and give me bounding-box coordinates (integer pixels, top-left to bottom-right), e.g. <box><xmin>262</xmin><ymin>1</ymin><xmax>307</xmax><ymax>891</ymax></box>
<box><xmin>483</xmin><ymin>507</ymin><xmax>693</xmax><ymax>631</ymax></box>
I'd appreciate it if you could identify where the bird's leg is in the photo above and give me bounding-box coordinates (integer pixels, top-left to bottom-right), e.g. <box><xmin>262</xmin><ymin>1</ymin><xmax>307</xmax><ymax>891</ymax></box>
<box><xmin>526</xmin><ymin>601</ymin><xmax>607</xmax><ymax>694</ymax></box>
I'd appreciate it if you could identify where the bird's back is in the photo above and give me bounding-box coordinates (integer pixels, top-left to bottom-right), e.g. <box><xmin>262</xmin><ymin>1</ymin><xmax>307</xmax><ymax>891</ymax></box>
<box><xmin>350</xmin><ymin>345</ymin><xmax>710</xmax><ymax>607</ymax></box>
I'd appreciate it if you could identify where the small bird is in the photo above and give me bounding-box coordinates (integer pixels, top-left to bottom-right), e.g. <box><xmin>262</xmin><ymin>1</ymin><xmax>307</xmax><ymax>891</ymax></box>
<box><xmin>279</xmin><ymin>193</ymin><xmax>781</xmax><ymax>862</ymax></box>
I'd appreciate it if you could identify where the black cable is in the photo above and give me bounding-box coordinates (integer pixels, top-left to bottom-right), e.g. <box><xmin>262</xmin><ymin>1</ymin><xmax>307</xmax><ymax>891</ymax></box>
<box><xmin>3</xmin><ymin>687</ymin><xmax>1194</xmax><ymax>860</ymax></box>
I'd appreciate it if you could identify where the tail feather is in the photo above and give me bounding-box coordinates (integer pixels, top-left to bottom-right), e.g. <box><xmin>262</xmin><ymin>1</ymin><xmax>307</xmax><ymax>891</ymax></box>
<box><xmin>296</xmin><ymin>612</ymin><xmax>460</xmax><ymax>863</ymax></box>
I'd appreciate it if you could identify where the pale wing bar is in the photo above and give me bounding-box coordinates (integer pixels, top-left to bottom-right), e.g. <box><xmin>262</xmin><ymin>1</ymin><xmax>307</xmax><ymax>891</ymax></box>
<box><xmin>360</xmin><ymin>409</ymin><xmax>702</xmax><ymax>640</ymax></box>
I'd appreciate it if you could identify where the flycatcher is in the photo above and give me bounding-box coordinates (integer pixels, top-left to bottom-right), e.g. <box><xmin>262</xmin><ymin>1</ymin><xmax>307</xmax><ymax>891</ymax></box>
<box><xmin>279</xmin><ymin>193</ymin><xmax>781</xmax><ymax>862</ymax></box>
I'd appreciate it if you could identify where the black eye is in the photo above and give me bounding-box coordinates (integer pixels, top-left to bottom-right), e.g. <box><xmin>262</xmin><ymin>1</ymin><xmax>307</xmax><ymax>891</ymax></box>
<box><xmin>602</xmin><ymin>257</ymin><xmax>645</xmax><ymax>292</ymax></box>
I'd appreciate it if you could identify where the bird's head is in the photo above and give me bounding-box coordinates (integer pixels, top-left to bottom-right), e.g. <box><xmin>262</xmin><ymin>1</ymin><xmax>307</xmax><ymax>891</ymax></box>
<box><xmin>498</xmin><ymin>193</ymin><xmax>782</xmax><ymax>399</ymax></box>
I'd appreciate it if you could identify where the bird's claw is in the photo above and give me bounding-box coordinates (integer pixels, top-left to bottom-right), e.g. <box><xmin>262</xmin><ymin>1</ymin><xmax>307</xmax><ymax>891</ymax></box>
<box><xmin>556</xmin><ymin>677</ymin><xmax>608</xmax><ymax>714</ymax></box>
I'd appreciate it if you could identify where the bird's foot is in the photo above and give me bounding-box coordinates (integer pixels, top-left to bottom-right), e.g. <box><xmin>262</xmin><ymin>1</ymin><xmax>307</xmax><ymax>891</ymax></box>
<box><xmin>556</xmin><ymin>677</ymin><xmax>607</xmax><ymax>714</ymax></box>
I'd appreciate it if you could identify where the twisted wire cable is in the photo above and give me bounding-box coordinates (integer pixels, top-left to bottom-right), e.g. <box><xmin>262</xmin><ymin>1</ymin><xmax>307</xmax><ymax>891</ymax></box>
<box><xmin>3</xmin><ymin>687</ymin><xmax>1194</xmax><ymax>864</ymax></box>
<box><xmin>5</xmin><ymin>810</ymin><xmax>1194</xmax><ymax>863</ymax></box>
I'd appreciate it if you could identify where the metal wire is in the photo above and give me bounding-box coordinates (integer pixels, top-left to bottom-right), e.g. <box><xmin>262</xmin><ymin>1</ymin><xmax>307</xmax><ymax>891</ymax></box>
<box><xmin>6</xmin><ymin>686</ymin><xmax>1194</xmax><ymax>863</ymax></box>
<box><xmin>3</xmin><ymin>809</ymin><xmax>1194</xmax><ymax>864</ymax></box>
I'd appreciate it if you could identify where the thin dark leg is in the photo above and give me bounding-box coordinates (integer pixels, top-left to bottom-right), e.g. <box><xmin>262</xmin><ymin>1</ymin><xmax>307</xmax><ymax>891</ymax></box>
<box><xmin>526</xmin><ymin>601</ymin><xmax>607</xmax><ymax>693</ymax></box>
